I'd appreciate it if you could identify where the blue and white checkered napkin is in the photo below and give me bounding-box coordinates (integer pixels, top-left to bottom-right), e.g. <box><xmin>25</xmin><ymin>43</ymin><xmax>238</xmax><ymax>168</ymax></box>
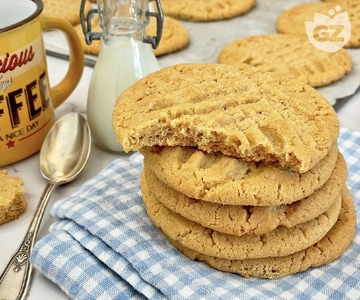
<box><xmin>31</xmin><ymin>128</ymin><xmax>360</xmax><ymax>300</ymax></box>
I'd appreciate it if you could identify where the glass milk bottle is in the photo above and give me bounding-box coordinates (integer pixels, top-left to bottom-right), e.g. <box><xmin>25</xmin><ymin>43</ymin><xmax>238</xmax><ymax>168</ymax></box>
<box><xmin>80</xmin><ymin>0</ymin><xmax>163</xmax><ymax>152</ymax></box>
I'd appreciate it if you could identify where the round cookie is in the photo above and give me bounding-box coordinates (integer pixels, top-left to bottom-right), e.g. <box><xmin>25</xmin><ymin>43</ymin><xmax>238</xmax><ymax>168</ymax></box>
<box><xmin>142</xmin><ymin>152</ymin><xmax>346</xmax><ymax>236</ymax></box>
<box><xmin>168</xmin><ymin>187</ymin><xmax>356</xmax><ymax>278</ymax></box>
<box><xmin>276</xmin><ymin>2</ymin><xmax>360</xmax><ymax>48</ymax></box>
<box><xmin>141</xmin><ymin>176</ymin><xmax>342</xmax><ymax>260</ymax></box>
<box><xmin>323</xmin><ymin>0</ymin><xmax>360</xmax><ymax>3</ymax></box>
<box><xmin>43</xmin><ymin>0</ymin><xmax>92</xmax><ymax>26</ymax></box>
<box><xmin>160</xmin><ymin>0</ymin><xmax>256</xmax><ymax>22</ymax></box>
<box><xmin>0</xmin><ymin>170</ymin><xmax>26</xmax><ymax>225</ymax></box>
<box><xmin>112</xmin><ymin>64</ymin><xmax>339</xmax><ymax>173</ymax></box>
<box><xmin>323</xmin><ymin>0</ymin><xmax>360</xmax><ymax>6</ymax></box>
<box><xmin>150</xmin><ymin>15</ymin><xmax>190</xmax><ymax>57</ymax></box>
<box><xmin>75</xmin><ymin>16</ymin><xmax>189</xmax><ymax>57</ymax></box>
<box><xmin>218</xmin><ymin>34</ymin><xmax>352</xmax><ymax>87</ymax></box>
<box><xmin>141</xmin><ymin>145</ymin><xmax>339</xmax><ymax>206</ymax></box>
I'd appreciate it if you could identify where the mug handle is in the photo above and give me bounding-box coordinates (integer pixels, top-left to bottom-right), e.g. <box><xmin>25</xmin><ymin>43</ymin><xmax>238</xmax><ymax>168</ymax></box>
<box><xmin>40</xmin><ymin>16</ymin><xmax>85</xmax><ymax>108</ymax></box>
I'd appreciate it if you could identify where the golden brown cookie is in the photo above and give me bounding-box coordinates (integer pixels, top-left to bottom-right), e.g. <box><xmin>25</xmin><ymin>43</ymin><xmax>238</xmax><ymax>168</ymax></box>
<box><xmin>0</xmin><ymin>170</ymin><xmax>26</xmax><ymax>225</ymax></box>
<box><xmin>113</xmin><ymin>64</ymin><xmax>339</xmax><ymax>173</ymax></box>
<box><xmin>323</xmin><ymin>0</ymin><xmax>360</xmax><ymax>3</ymax></box>
<box><xmin>150</xmin><ymin>15</ymin><xmax>189</xmax><ymax>56</ymax></box>
<box><xmin>42</xmin><ymin>0</ymin><xmax>93</xmax><ymax>26</ymax></box>
<box><xmin>75</xmin><ymin>16</ymin><xmax>189</xmax><ymax>57</ymax></box>
<box><xmin>276</xmin><ymin>2</ymin><xmax>360</xmax><ymax>48</ymax></box>
<box><xmin>142</xmin><ymin>152</ymin><xmax>346</xmax><ymax>236</ymax></box>
<box><xmin>141</xmin><ymin>145</ymin><xmax>339</xmax><ymax>206</ymax></box>
<box><xmin>168</xmin><ymin>187</ymin><xmax>356</xmax><ymax>278</ymax></box>
<box><xmin>324</xmin><ymin>0</ymin><xmax>360</xmax><ymax>2</ymax></box>
<box><xmin>160</xmin><ymin>0</ymin><xmax>256</xmax><ymax>22</ymax></box>
<box><xmin>141</xmin><ymin>176</ymin><xmax>342</xmax><ymax>260</ymax></box>
<box><xmin>218</xmin><ymin>34</ymin><xmax>352</xmax><ymax>87</ymax></box>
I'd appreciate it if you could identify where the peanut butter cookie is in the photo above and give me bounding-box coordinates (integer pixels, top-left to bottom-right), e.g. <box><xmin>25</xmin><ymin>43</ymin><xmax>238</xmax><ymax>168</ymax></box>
<box><xmin>42</xmin><ymin>0</ymin><xmax>92</xmax><ymax>25</ymax></box>
<box><xmin>160</xmin><ymin>0</ymin><xmax>256</xmax><ymax>22</ymax></box>
<box><xmin>0</xmin><ymin>170</ymin><xmax>26</xmax><ymax>225</ymax></box>
<box><xmin>276</xmin><ymin>2</ymin><xmax>360</xmax><ymax>48</ymax></box>
<box><xmin>113</xmin><ymin>64</ymin><xmax>339</xmax><ymax>173</ymax></box>
<box><xmin>218</xmin><ymin>34</ymin><xmax>352</xmax><ymax>87</ymax></box>
<box><xmin>141</xmin><ymin>145</ymin><xmax>339</xmax><ymax>206</ymax></box>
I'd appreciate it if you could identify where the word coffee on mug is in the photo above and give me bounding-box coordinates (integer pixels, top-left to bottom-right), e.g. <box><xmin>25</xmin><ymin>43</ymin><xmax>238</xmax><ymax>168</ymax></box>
<box><xmin>0</xmin><ymin>0</ymin><xmax>84</xmax><ymax>166</ymax></box>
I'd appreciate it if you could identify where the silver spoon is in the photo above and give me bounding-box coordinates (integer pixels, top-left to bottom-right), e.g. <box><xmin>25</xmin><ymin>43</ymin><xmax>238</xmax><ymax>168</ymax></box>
<box><xmin>0</xmin><ymin>112</ymin><xmax>91</xmax><ymax>300</ymax></box>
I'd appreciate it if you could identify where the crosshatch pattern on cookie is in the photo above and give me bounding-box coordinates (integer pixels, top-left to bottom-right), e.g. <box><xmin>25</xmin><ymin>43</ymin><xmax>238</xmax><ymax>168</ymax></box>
<box><xmin>113</xmin><ymin>64</ymin><xmax>339</xmax><ymax>173</ymax></box>
<box><xmin>218</xmin><ymin>34</ymin><xmax>352</xmax><ymax>87</ymax></box>
<box><xmin>141</xmin><ymin>145</ymin><xmax>339</xmax><ymax>206</ymax></box>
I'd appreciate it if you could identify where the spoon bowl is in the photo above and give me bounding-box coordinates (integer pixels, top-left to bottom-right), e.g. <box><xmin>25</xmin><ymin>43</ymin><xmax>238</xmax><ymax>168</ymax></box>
<box><xmin>40</xmin><ymin>112</ymin><xmax>91</xmax><ymax>184</ymax></box>
<box><xmin>0</xmin><ymin>112</ymin><xmax>91</xmax><ymax>300</ymax></box>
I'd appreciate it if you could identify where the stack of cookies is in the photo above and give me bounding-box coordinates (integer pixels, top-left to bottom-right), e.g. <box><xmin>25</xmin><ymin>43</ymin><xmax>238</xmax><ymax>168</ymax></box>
<box><xmin>112</xmin><ymin>63</ymin><xmax>356</xmax><ymax>278</ymax></box>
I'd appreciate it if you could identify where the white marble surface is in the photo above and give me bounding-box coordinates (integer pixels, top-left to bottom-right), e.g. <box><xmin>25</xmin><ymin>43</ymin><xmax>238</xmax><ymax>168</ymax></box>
<box><xmin>1</xmin><ymin>1</ymin><xmax>360</xmax><ymax>299</ymax></box>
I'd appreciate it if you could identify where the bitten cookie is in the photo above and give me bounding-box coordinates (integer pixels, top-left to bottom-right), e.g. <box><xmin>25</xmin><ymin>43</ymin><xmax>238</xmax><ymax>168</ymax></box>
<box><xmin>168</xmin><ymin>187</ymin><xmax>356</xmax><ymax>278</ymax></box>
<box><xmin>113</xmin><ymin>64</ymin><xmax>339</xmax><ymax>173</ymax></box>
<box><xmin>159</xmin><ymin>0</ymin><xmax>256</xmax><ymax>22</ymax></box>
<box><xmin>276</xmin><ymin>2</ymin><xmax>360</xmax><ymax>48</ymax></box>
<box><xmin>142</xmin><ymin>152</ymin><xmax>346</xmax><ymax>236</ymax></box>
<box><xmin>141</xmin><ymin>145</ymin><xmax>339</xmax><ymax>206</ymax></box>
<box><xmin>0</xmin><ymin>170</ymin><xmax>26</xmax><ymax>225</ymax></box>
<box><xmin>141</xmin><ymin>176</ymin><xmax>342</xmax><ymax>260</ymax></box>
<box><xmin>218</xmin><ymin>34</ymin><xmax>352</xmax><ymax>87</ymax></box>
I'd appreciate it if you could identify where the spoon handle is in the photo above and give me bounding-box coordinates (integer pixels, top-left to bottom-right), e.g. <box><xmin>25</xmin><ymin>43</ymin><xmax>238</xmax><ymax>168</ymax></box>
<box><xmin>0</xmin><ymin>181</ymin><xmax>57</xmax><ymax>300</ymax></box>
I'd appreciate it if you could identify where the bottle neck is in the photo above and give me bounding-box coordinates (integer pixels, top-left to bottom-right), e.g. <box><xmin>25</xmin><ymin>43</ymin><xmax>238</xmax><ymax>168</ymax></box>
<box><xmin>102</xmin><ymin>26</ymin><xmax>146</xmax><ymax>44</ymax></box>
<box><xmin>80</xmin><ymin>0</ymin><xmax>163</xmax><ymax>49</ymax></box>
<box><xmin>98</xmin><ymin>0</ymin><xmax>149</xmax><ymax>43</ymax></box>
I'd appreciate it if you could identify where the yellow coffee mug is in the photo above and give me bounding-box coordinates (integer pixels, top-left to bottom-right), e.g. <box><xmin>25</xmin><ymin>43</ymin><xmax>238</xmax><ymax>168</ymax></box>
<box><xmin>0</xmin><ymin>0</ymin><xmax>84</xmax><ymax>166</ymax></box>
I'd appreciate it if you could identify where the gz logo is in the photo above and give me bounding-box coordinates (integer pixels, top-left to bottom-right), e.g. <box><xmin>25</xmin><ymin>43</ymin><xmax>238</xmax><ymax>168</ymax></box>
<box><xmin>305</xmin><ymin>6</ymin><xmax>351</xmax><ymax>52</ymax></box>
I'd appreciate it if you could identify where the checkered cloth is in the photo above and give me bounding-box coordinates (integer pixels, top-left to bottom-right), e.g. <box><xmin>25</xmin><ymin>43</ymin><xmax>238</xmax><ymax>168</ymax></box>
<box><xmin>31</xmin><ymin>128</ymin><xmax>360</xmax><ymax>300</ymax></box>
